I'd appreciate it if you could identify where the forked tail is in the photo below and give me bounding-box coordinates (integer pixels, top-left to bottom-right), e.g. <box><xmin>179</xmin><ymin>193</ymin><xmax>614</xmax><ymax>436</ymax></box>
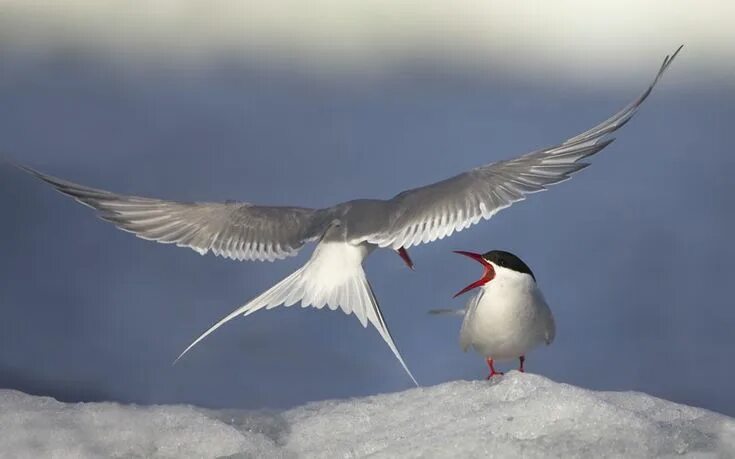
<box><xmin>175</xmin><ymin>251</ymin><xmax>418</xmax><ymax>386</ymax></box>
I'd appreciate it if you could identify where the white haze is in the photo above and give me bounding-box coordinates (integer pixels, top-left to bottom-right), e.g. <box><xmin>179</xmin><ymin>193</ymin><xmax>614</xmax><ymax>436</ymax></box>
<box><xmin>0</xmin><ymin>0</ymin><xmax>733</xmax><ymax>85</ymax></box>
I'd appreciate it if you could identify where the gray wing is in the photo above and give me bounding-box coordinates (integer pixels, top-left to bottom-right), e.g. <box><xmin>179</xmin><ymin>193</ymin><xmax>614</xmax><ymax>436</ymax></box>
<box><xmin>19</xmin><ymin>166</ymin><xmax>333</xmax><ymax>262</ymax></box>
<box><xmin>366</xmin><ymin>46</ymin><xmax>682</xmax><ymax>250</ymax></box>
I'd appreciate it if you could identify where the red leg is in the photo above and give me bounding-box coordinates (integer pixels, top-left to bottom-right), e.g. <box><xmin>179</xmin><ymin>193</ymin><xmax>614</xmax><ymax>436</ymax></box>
<box><xmin>396</xmin><ymin>247</ymin><xmax>415</xmax><ymax>270</ymax></box>
<box><xmin>485</xmin><ymin>358</ymin><xmax>504</xmax><ymax>379</ymax></box>
<box><xmin>519</xmin><ymin>355</ymin><xmax>525</xmax><ymax>373</ymax></box>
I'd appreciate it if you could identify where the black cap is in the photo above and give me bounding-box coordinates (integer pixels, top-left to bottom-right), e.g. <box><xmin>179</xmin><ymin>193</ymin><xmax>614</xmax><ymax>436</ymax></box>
<box><xmin>483</xmin><ymin>250</ymin><xmax>535</xmax><ymax>281</ymax></box>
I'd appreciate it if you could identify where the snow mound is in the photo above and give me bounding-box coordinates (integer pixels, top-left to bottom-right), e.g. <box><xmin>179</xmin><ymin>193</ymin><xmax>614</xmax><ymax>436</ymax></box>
<box><xmin>1</xmin><ymin>372</ymin><xmax>733</xmax><ymax>458</ymax></box>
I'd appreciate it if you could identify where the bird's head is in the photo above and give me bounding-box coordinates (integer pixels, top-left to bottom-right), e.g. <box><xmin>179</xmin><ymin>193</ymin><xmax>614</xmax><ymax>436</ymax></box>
<box><xmin>452</xmin><ymin>249</ymin><xmax>535</xmax><ymax>297</ymax></box>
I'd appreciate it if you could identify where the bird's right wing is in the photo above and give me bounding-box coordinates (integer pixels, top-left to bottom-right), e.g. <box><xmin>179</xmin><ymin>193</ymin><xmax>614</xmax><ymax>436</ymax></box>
<box><xmin>18</xmin><ymin>166</ymin><xmax>333</xmax><ymax>262</ymax></box>
<box><xmin>365</xmin><ymin>46</ymin><xmax>682</xmax><ymax>250</ymax></box>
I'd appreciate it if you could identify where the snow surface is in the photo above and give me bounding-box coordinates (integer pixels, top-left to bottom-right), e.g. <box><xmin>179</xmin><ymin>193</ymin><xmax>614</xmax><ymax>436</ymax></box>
<box><xmin>1</xmin><ymin>372</ymin><xmax>733</xmax><ymax>458</ymax></box>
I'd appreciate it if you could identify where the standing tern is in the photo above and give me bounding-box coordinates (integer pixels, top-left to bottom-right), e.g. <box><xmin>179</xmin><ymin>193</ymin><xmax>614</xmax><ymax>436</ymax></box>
<box><xmin>15</xmin><ymin>46</ymin><xmax>681</xmax><ymax>386</ymax></box>
<box><xmin>432</xmin><ymin>250</ymin><xmax>554</xmax><ymax>378</ymax></box>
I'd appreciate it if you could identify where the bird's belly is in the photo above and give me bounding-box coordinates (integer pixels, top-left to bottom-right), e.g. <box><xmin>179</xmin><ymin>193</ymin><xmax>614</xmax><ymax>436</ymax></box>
<box><xmin>464</xmin><ymin>286</ymin><xmax>552</xmax><ymax>361</ymax></box>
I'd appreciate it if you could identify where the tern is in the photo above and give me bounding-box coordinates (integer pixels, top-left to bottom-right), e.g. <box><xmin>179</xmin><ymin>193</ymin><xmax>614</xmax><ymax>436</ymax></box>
<box><xmin>14</xmin><ymin>46</ymin><xmax>680</xmax><ymax>386</ymax></box>
<box><xmin>432</xmin><ymin>250</ymin><xmax>553</xmax><ymax>378</ymax></box>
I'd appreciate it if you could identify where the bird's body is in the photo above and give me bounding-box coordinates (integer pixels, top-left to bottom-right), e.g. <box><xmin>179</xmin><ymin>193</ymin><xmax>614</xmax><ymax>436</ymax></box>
<box><xmin>441</xmin><ymin>249</ymin><xmax>553</xmax><ymax>377</ymax></box>
<box><xmin>12</xmin><ymin>46</ymin><xmax>681</xmax><ymax>385</ymax></box>
<box><xmin>460</xmin><ymin>264</ymin><xmax>554</xmax><ymax>360</ymax></box>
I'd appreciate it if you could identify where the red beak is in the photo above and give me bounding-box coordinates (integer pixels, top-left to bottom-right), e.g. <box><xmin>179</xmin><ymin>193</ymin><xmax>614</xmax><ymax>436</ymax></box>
<box><xmin>452</xmin><ymin>250</ymin><xmax>496</xmax><ymax>298</ymax></box>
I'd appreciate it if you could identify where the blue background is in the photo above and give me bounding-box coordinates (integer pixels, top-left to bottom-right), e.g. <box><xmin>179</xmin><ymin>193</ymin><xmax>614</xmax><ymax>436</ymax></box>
<box><xmin>1</xmin><ymin>46</ymin><xmax>733</xmax><ymax>415</ymax></box>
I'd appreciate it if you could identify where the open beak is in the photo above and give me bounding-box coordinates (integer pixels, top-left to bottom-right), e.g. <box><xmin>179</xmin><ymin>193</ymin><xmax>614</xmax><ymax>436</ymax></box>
<box><xmin>452</xmin><ymin>250</ymin><xmax>495</xmax><ymax>298</ymax></box>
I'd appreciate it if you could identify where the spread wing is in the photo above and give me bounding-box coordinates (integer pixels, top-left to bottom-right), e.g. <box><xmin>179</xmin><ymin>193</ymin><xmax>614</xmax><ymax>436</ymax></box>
<box><xmin>366</xmin><ymin>46</ymin><xmax>682</xmax><ymax>250</ymax></box>
<box><xmin>19</xmin><ymin>166</ymin><xmax>333</xmax><ymax>262</ymax></box>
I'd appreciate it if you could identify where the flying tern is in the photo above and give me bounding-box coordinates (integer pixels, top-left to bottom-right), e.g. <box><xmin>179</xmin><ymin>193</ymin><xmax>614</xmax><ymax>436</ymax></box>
<box><xmin>15</xmin><ymin>46</ymin><xmax>681</xmax><ymax>386</ymax></box>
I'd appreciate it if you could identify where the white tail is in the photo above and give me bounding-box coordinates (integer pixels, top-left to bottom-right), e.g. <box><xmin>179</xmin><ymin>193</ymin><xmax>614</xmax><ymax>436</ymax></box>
<box><xmin>175</xmin><ymin>241</ymin><xmax>418</xmax><ymax>386</ymax></box>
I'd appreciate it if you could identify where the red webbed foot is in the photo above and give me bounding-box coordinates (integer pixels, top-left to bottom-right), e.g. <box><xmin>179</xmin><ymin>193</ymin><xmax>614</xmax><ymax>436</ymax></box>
<box><xmin>396</xmin><ymin>247</ymin><xmax>414</xmax><ymax>270</ymax></box>
<box><xmin>485</xmin><ymin>358</ymin><xmax>504</xmax><ymax>379</ymax></box>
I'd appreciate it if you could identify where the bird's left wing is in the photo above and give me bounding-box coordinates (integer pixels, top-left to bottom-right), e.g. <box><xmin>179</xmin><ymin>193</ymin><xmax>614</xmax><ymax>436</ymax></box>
<box><xmin>18</xmin><ymin>166</ymin><xmax>333</xmax><ymax>262</ymax></box>
<box><xmin>366</xmin><ymin>46</ymin><xmax>682</xmax><ymax>250</ymax></box>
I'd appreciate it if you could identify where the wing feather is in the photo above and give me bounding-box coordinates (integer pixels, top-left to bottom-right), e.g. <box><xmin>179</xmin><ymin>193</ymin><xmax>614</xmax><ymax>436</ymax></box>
<box><xmin>19</xmin><ymin>166</ymin><xmax>332</xmax><ymax>262</ymax></box>
<box><xmin>367</xmin><ymin>46</ymin><xmax>682</xmax><ymax>249</ymax></box>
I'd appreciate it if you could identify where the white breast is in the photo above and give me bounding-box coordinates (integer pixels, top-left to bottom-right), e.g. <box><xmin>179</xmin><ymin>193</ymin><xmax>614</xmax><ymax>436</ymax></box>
<box><xmin>459</xmin><ymin>266</ymin><xmax>555</xmax><ymax>361</ymax></box>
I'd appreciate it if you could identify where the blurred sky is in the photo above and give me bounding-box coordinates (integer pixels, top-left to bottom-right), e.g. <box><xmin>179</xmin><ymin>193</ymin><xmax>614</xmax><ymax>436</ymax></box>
<box><xmin>1</xmin><ymin>2</ymin><xmax>734</xmax><ymax>415</ymax></box>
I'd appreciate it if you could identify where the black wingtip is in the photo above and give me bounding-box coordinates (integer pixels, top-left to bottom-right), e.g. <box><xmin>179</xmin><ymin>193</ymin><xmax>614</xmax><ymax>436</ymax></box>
<box><xmin>656</xmin><ymin>44</ymin><xmax>684</xmax><ymax>83</ymax></box>
<box><xmin>12</xmin><ymin>162</ymin><xmax>39</xmax><ymax>177</ymax></box>
<box><xmin>597</xmin><ymin>137</ymin><xmax>616</xmax><ymax>150</ymax></box>
<box><xmin>7</xmin><ymin>161</ymin><xmax>51</xmax><ymax>186</ymax></box>
<box><xmin>672</xmin><ymin>44</ymin><xmax>685</xmax><ymax>61</ymax></box>
<box><xmin>7</xmin><ymin>160</ymin><xmax>40</xmax><ymax>176</ymax></box>
<box><xmin>11</xmin><ymin>162</ymin><xmax>65</xmax><ymax>189</ymax></box>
